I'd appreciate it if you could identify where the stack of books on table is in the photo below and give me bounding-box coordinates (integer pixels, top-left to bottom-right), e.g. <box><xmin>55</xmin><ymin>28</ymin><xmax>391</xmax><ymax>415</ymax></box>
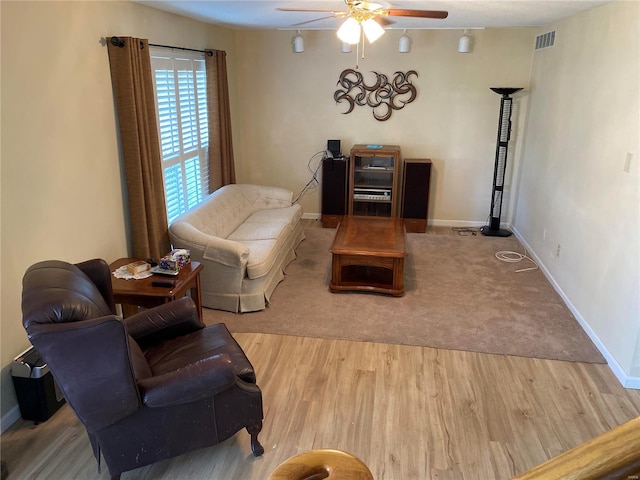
<box><xmin>125</xmin><ymin>260</ymin><xmax>150</xmax><ymax>275</ymax></box>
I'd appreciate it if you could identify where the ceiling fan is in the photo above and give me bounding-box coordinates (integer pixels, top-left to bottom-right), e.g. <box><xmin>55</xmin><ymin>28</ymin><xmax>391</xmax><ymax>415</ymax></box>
<box><xmin>277</xmin><ymin>1</ymin><xmax>449</xmax><ymax>44</ymax></box>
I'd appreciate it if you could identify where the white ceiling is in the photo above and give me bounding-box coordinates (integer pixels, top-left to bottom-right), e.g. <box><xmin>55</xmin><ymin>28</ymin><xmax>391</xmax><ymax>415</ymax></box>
<box><xmin>133</xmin><ymin>0</ymin><xmax>611</xmax><ymax>30</ymax></box>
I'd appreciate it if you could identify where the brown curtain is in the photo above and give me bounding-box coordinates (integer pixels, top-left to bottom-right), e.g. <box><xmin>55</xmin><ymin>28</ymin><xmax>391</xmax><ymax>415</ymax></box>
<box><xmin>107</xmin><ymin>37</ymin><xmax>170</xmax><ymax>260</ymax></box>
<box><xmin>205</xmin><ymin>49</ymin><xmax>236</xmax><ymax>192</ymax></box>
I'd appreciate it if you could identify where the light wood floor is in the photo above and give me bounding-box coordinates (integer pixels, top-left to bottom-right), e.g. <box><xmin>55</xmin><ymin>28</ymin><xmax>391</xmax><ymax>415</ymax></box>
<box><xmin>2</xmin><ymin>332</ymin><xmax>640</xmax><ymax>480</ymax></box>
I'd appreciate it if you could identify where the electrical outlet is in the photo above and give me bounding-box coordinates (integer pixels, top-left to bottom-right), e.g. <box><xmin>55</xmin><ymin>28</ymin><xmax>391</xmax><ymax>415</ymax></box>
<box><xmin>556</xmin><ymin>244</ymin><xmax>561</xmax><ymax>257</ymax></box>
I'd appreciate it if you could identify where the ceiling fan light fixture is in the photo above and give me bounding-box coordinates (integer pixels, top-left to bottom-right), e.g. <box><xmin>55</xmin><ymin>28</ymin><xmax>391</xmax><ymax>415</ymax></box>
<box><xmin>341</xmin><ymin>41</ymin><xmax>352</xmax><ymax>53</ymax></box>
<box><xmin>362</xmin><ymin>18</ymin><xmax>385</xmax><ymax>43</ymax></box>
<box><xmin>337</xmin><ymin>17</ymin><xmax>361</xmax><ymax>44</ymax></box>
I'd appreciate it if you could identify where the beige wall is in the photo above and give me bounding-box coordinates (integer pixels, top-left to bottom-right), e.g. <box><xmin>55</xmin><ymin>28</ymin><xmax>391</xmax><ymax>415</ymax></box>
<box><xmin>514</xmin><ymin>1</ymin><xmax>640</xmax><ymax>381</ymax></box>
<box><xmin>233</xmin><ymin>28</ymin><xmax>535</xmax><ymax>223</ymax></box>
<box><xmin>2</xmin><ymin>0</ymin><xmax>637</xmax><ymax>426</ymax></box>
<box><xmin>0</xmin><ymin>0</ymin><xmax>235</xmax><ymax>420</ymax></box>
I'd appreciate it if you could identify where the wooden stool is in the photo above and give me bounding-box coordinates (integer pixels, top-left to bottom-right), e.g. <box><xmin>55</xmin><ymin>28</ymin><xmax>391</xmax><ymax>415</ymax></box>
<box><xmin>268</xmin><ymin>449</ymin><xmax>373</xmax><ymax>480</ymax></box>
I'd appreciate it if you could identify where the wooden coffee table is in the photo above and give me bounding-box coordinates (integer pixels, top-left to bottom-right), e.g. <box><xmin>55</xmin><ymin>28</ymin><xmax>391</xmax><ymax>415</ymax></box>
<box><xmin>109</xmin><ymin>258</ymin><xmax>204</xmax><ymax>321</ymax></box>
<box><xmin>329</xmin><ymin>216</ymin><xmax>407</xmax><ymax>296</ymax></box>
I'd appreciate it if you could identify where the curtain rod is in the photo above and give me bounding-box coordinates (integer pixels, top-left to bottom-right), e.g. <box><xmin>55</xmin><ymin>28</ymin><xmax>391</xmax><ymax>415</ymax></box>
<box><xmin>149</xmin><ymin>43</ymin><xmax>213</xmax><ymax>56</ymax></box>
<box><xmin>109</xmin><ymin>37</ymin><xmax>212</xmax><ymax>56</ymax></box>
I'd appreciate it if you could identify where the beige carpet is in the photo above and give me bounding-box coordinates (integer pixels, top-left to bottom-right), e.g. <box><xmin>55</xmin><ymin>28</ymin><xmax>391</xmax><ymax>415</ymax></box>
<box><xmin>205</xmin><ymin>221</ymin><xmax>605</xmax><ymax>363</ymax></box>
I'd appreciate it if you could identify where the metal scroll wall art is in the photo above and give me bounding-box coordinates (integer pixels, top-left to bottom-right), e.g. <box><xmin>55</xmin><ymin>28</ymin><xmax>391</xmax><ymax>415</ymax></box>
<box><xmin>333</xmin><ymin>69</ymin><xmax>418</xmax><ymax>122</ymax></box>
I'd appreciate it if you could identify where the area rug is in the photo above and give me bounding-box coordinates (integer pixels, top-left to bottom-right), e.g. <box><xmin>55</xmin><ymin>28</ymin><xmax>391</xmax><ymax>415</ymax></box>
<box><xmin>204</xmin><ymin>222</ymin><xmax>605</xmax><ymax>363</ymax></box>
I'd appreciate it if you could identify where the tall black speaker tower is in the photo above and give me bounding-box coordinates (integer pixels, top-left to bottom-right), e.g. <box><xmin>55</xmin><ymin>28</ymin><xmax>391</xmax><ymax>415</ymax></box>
<box><xmin>481</xmin><ymin>87</ymin><xmax>523</xmax><ymax>237</ymax></box>
<box><xmin>321</xmin><ymin>157</ymin><xmax>348</xmax><ymax>228</ymax></box>
<box><xmin>401</xmin><ymin>159</ymin><xmax>432</xmax><ymax>233</ymax></box>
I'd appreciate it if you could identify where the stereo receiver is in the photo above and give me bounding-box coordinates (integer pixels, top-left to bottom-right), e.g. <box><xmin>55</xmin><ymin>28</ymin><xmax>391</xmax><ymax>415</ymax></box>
<box><xmin>353</xmin><ymin>188</ymin><xmax>392</xmax><ymax>201</ymax></box>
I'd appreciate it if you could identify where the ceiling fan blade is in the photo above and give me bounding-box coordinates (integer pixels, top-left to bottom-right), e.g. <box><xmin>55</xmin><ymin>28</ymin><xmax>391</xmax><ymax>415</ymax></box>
<box><xmin>277</xmin><ymin>7</ymin><xmax>339</xmax><ymax>13</ymax></box>
<box><xmin>384</xmin><ymin>9</ymin><xmax>449</xmax><ymax>19</ymax></box>
<box><xmin>292</xmin><ymin>15</ymin><xmax>339</xmax><ymax>26</ymax></box>
<box><xmin>377</xmin><ymin>17</ymin><xmax>394</xmax><ymax>27</ymax></box>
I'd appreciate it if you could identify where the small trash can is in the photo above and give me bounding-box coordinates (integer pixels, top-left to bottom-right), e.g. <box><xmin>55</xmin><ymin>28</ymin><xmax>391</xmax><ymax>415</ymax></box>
<box><xmin>11</xmin><ymin>346</ymin><xmax>65</xmax><ymax>423</ymax></box>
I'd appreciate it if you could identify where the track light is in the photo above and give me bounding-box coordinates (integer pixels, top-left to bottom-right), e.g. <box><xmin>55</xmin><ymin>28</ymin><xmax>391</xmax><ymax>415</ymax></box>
<box><xmin>292</xmin><ymin>30</ymin><xmax>304</xmax><ymax>53</ymax></box>
<box><xmin>458</xmin><ymin>29</ymin><xmax>473</xmax><ymax>53</ymax></box>
<box><xmin>399</xmin><ymin>30</ymin><xmax>411</xmax><ymax>53</ymax></box>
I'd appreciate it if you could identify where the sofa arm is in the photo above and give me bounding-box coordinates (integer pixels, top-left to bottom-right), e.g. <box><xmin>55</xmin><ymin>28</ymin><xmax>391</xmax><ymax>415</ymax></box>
<box><xmin>203</xmin><ymin>236</ymin><xmax>250</xmax><ymax>267</ymax></box>
<box><xmin>137</xmin><ymin>354</ymin><xmax>236</xmax><ymax>407</ymax></box>
<box><xmin>170</xmin><ymin>222</ymin><xmax>249</xmax><ymax>268</ymax></box>
<box><xmin>124</xmin><ymin>297</ymin><xmax>203</xmax><ymax>346</ymax></box>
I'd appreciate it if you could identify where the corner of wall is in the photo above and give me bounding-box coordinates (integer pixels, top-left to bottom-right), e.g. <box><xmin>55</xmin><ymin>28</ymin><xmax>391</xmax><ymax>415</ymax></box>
<box><xmin>0</xmin><ymin>367</ymin><xmax>20</xmax><ymax>433</ymax></box>
<box><xmin>512</xmin><ymin>226</ymin><xmax>639</xmax><ymax>390</ymax></box>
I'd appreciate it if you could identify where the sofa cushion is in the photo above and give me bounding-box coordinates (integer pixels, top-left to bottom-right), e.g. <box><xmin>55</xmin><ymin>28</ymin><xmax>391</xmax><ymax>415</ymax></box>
<box><xmin>239</xmin><ymin>239</ymin><xmax>281</xmax><ymax>279</ymax></box>
<box><xmin>243</xmin><ymin>205</ymin><xmax>303</xmax><ymax>229</ymax></box>
<box><xmin>144</xmin><ymin>324</ymin><xmax>255</xmax><ymax>382</ymax></box>
<box><xmin>227</xmin><ymin>222</ymin><xmax>292</xmax><ymax>242</ymax></box>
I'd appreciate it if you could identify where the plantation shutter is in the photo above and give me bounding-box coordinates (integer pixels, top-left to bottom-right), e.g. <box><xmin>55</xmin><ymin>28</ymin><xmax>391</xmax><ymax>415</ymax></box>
<box><xmin>150</xmin><ymin>49</ymin><xmax>209</xmax><ymax>223</ymax></box>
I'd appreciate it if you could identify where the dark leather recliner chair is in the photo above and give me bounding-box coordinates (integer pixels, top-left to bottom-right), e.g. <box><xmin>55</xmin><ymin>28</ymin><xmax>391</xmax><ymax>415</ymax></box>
<box><xmin>21</xmin><ymin>259</ymin><xmax>264</xmax><ymax>479</ymax></box>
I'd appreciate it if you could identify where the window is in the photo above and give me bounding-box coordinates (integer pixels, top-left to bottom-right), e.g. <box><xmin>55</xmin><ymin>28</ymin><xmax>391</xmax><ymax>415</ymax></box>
<box><xmin>150</xmin><ymin>48</ymin><xmax>209</xmax><ymax>223</ymax></box>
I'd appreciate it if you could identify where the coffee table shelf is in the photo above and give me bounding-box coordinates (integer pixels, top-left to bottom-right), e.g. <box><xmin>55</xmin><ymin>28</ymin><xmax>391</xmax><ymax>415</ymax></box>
<box><xmin>339</xmin><ymin>265</ymin><xmax>394</xmax><ymax>290</ymax></box>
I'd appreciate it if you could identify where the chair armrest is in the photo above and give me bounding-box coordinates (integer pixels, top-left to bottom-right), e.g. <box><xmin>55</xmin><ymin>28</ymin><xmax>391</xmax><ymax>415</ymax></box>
<box><xmin>124</xmin><ymin>297</ymin><xmax>203</xmax><ymax>347</ymax></box>
<box><xmin>137</xmin><ymin>354</ymin><xmax>236</xmax><ymax>407</ymax></box>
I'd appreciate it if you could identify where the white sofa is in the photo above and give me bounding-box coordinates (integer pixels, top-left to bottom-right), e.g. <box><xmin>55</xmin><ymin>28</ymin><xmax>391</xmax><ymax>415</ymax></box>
<box><xmin>168</xmin><ymin>184</ymin><xmax>305</xmax><ymax>313</ymax></box>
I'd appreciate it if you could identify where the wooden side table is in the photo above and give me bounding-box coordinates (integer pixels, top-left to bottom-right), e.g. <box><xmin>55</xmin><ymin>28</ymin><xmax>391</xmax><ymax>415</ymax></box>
<box><xmin>109</xmin><ymin>258</ymin><xmax>204</xmax><ymax>322</ymax></box>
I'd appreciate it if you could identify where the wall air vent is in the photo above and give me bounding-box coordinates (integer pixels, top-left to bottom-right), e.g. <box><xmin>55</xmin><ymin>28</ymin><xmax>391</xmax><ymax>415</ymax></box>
<box><xmin>535</xmin><ymin>30</ymin><xmax>556</xmax><ymax>50</ymax></box>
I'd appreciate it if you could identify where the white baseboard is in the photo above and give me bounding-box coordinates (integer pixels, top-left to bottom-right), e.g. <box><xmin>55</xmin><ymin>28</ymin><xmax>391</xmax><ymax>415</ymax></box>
<box><xmin>622</xmin><ymin>375</ymin><xmax>640</xmax><ymax>389</ymax></box>
<box><xmin>429</xmin><ymin>219</ymin><xmax>486</xmax><ymax>228</ymax></box>
<box><xmin>1</xmin><ymin>404</ymin><xmax>21</xmax><ymax>434</ymax></box>
<box><xmin>512</xmin><ymin>226</ymin><xmax>640</xmax><ymax>390</ymax></box>
<box><xmin>304</xmin><ymin>214</ymin><xmax>487</xmax><ymax>229</ymax></box>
